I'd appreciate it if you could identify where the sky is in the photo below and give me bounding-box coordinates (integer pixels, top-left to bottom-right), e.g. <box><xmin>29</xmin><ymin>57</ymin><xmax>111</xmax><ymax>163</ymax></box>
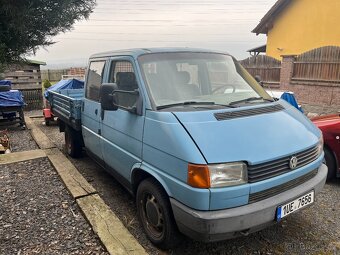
<box><xmin>33</xmin><ymin>0</ymin><xmax>277</xmax><ymax>69</ymax></box>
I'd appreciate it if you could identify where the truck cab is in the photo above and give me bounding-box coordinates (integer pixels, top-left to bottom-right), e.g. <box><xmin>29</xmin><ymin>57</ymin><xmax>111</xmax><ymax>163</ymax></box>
<box><xmin>61</xmin><ymin>48</ymin><xmax>327</xmax><ymax>249</ymax></box>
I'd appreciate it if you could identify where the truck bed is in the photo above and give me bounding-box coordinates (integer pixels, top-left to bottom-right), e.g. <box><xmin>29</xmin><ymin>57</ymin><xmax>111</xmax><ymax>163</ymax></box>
<box><xmin>49</xmin><ymin>89</ymin><xmax>84</xmax><ymax>131</ymax></box>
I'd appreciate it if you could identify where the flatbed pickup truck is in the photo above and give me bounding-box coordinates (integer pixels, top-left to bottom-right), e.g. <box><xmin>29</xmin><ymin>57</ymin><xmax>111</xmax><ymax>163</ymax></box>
<box><xmin>51</xmin><ymin>48</ymin><xmax>327</xmax><ymax>249</ymax></box>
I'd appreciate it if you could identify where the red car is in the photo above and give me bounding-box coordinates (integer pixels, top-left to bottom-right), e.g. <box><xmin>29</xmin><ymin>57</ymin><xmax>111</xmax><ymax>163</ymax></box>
<box><xmin>312</xmin><ymin>114</ymin><xmax>340</xmax><ymax>180</ymax></box>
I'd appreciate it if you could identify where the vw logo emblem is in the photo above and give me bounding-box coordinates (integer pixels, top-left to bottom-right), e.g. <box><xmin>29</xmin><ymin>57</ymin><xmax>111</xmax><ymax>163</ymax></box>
<box><xmin>289</xmin><ymin>156</ymin><xmax>298</xmax><ymax>169</ymax></box>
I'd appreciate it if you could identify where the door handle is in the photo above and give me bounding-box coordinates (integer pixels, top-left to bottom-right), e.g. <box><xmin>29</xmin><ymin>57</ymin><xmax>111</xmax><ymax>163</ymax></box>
<box><xmin>95</xmin><ymin>109</ymin><xmax>98</xmax><ymax>115</ymax></box>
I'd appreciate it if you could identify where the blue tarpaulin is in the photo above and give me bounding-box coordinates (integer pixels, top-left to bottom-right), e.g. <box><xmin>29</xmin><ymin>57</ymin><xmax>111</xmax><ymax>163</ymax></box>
<box><xmin>281</xmin><ymin>92</ymin><xmax>303</xmax><ymax>113</ymax></box>
<box><xmin>0</xmin><ymin>80</ymin><xmax>11</xmax><ymax>86</ymax></box>
<box><xmin>0</xmin><ymin>90</ymin><xmax>25</xmax><ymax>107</ymax></box>
<box><xmin>44</xmin><ymin>79</ymin><xmax>84</xmax><ymax>98</ymax></box>
<box><xmin>0</xmin><ymin>80</ymin><xmax>12</xmax><ymax>89</ymax></box>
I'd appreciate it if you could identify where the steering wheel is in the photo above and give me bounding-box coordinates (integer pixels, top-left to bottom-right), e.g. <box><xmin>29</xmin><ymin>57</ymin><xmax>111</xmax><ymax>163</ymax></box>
<box><xmin>212</xmin><ymin>84</ymin><xmax>236</xmax><ymax>94</ymax></box>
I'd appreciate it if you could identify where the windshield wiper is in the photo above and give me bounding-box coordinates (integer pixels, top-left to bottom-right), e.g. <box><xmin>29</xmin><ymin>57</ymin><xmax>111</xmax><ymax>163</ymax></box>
<box><xmin>229</xmin><ymin>97</ymin><xmax>274</xmax><ymax>106</ymax></box>
<box><xmin>156</xmin><ymin>101</ymin><xmax>236</xmax><ymax>110</ymax></box>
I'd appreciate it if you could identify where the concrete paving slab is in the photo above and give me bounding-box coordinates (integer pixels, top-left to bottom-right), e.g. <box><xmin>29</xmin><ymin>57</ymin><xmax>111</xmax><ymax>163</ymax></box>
<box><xmin>0</xmin><ymin>149</ymin><xmax>46</xmax><ymax>165</ymax></box>
<box><xmin>45</xmin><ymin>148</ymin><xmax>96</xmax><ymax>199</ymax></box>
<box><xmin>29</xmin><ymin>115</ymin><xmax>44</xmax><ymax>119</ymax></box>
<box><xmin>77</xmin><ymin>194</ymin><xmax>148</xmax><ymax>255</ymax></box>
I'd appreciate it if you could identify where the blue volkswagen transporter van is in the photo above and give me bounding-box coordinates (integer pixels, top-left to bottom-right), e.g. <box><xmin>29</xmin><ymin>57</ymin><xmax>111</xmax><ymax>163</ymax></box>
<box><xmin>59</xmin><ymin>48</ymin><xmax>327</xmax><ymax>249</ymax></box>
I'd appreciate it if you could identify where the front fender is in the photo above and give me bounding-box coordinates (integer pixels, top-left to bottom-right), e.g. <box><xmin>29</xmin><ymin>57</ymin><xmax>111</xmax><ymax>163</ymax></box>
<box><xmin>130</xmin><ymin>162</ymin><xmax>172</xmax><ymax>196</ymax></box>
<box><xmin>131</xmin><ymin>162</ymin><xmax>210</xmax><ymax>211</ymax></box>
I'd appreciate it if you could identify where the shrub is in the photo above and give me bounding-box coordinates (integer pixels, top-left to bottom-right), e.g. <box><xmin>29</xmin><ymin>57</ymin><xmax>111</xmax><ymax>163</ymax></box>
<box><xmin>43</xmin><ymin>79</ymin><xmax>52</xmax><ymax>89</ymax></box>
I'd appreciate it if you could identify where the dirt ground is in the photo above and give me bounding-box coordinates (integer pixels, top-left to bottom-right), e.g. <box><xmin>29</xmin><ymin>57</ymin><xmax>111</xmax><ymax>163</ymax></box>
<box><xmin>30</xmin><ymin>117</ymin><xmax>340</xmax><ymax>255</ymax></box>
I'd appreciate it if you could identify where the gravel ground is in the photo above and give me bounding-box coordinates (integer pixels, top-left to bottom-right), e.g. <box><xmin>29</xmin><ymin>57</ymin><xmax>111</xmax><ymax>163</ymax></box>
<box><xmin>33</xmin><ymin>118</ymin><xmax>340</xmax><ymax>255</ymax></box>
<box><xmin>0</xmin><ymin>110</ymin><xmax>42</xmax><ymax>152</ymax></box>
<box><xmin>6</xmin><ymin>128</ymin><xmax>38</xmax><ymax>152</ymax></box>
<box><xmin>0</xmin><ymin>157</ymin><xmax>108</xmax><ymax>255</ymax></box>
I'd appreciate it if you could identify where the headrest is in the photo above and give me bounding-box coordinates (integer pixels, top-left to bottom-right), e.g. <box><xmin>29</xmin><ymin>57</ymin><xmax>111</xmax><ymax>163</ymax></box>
<box><xmin>176</xmin><ymin>71</ymin><xmax>190</xmax><ymax>84</ymax></box>
<box><xmin>116</xmin><ymin>72</ymin><xmax>136</xmax><ymax>86</ymax></box>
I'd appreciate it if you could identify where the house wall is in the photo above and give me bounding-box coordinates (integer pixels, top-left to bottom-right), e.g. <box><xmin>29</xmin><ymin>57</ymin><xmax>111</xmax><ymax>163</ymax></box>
<box><xmin>266</xmin><ymin>0</ymin><xmax>340</xmax><ymax>59</ymax></box>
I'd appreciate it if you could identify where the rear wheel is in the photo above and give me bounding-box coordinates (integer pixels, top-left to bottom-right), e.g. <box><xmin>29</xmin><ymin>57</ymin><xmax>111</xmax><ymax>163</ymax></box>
<box><xmin>324</xmin><ymin>147</ymin><xmax>336</xmax><ymax>181</ymax></box>
<box><xmin>65</xmin><ymin>126</ymin><xmax>82</xmax><ymax>158</ymax></box>
<box><xmin>136</xmin><ymin>178</ymin><xmax>181</xmax><ymax>250</ymax></box>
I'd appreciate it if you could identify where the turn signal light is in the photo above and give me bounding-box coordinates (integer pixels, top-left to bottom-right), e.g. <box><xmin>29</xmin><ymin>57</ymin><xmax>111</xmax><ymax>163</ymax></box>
<box><xmin>187</xmin><ymin>164</ymin><xmax>210</xmax><ymax>188</ymax></box>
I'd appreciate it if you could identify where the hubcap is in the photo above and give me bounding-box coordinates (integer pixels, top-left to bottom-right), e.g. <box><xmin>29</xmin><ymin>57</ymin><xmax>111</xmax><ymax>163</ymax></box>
<box><xmin>143</xmin><ymin>194</ymin><xmax>164</xmax><ymax>238</ymax></box>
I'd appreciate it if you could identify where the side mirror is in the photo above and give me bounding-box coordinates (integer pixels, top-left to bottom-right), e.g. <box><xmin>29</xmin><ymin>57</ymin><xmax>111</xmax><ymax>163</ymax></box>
<box><xmin>100</xmin><ymin>83</ymin><xmax>118</xmax><ymax>111</ymax></box>
<box><xmin>100</xmin><ymin>83</ymin><xmax>141</xmax><ymax>115</ymax></box>
<box><xmin>113</xmin><ymin>89</ymin><xmax>140</xmax><ymax>114</ymax></box>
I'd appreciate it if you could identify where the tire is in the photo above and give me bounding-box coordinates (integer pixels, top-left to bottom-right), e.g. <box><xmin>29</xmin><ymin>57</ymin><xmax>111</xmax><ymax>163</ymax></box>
<box><xmin>324</xmin><ymin>147</ymin><xmax>336</xmax><ymax>181</ymax></box>
<box><xmin>136</xmin><ymin>178</ymin><xmax>181</xmax><ymax>250</ymax></box>
<box><xmin>65</xmin><ymin>126</ymin><xmax>82</xmax><ymax>158</ymax></box>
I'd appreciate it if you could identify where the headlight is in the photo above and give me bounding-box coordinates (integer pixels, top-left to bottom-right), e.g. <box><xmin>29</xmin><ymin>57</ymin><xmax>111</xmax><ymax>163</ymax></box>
<box><xmin>317</xmin><ymin>135</ymin><xmax>324</xmax><ymax>157</ymax></box>
<box><xmin>187</xmin><ymin>162</ymin><xmax>247</xmax><ymax>188</ymax></box>
<box><xmin>209</xmin><ymin>162</ymin><xmax>247</xmax><ymax>187</ymax></box>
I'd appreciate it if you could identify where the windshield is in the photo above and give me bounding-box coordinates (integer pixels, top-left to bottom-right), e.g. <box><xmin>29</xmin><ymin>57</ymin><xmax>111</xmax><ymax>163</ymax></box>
<box><xmin>138</xmin><ymin>52</ymin><xmax>272</xmax><ymax>109</ymax></box>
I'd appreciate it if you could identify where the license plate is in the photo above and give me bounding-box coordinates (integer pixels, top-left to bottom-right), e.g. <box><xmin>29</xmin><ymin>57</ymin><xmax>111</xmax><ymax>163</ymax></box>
<box><xmin>276</xmin><ymin>190</ymin><xmax>314</xmax><ymax>221</ymax></box>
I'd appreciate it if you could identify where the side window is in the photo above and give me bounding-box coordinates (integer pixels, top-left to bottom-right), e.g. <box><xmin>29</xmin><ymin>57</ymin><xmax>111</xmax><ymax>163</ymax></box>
<box><xmin>86</xmin><ymin>61</ymin><xmax>106</xmax><ymax>101</ymax></box>
<box><xmin>109</xmin><ymin>61</ymin><xmax>139</xmax><ymax>109</ymax></box>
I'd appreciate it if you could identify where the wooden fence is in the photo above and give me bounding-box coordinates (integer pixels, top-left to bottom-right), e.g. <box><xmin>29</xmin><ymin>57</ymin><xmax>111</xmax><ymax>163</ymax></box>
<box><xmin>21</xmin><ymin>89</ymin><xmax>43</xmax><ymax>111</ymax></box>
<box><xmin>41</xmin><ymin>69</ymin><xmax>68</xmax><ymax>82</ymax></box>
<box><xmin>292</xmin><ymin>46</ymin><xmax>340</xmax><ymax>84</ymax></box>
<box><xmin>4</xmin><ymin>63</ymin><xmax>43</xmax><ymax>90</ymax></box>
<box><xmin>41</xmin><ymin>67</ymin><xmax>86</xmax><ymax>82</ymax></box>
<box><xmin>239</xmin><ymin>55</ymin><xmax>281</xmax><ymax>86</ymax></box>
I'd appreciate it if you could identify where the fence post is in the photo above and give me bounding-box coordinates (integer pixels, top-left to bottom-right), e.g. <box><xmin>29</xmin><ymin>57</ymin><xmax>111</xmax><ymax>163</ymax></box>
<box><xmin>280</xmin><ymin>55</ymin><xmax>296</xmax><ymax>89</ymax></box>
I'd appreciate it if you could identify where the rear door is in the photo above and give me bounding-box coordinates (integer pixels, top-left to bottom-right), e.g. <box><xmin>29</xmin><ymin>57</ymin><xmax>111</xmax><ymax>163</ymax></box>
<box><xmin>82</xmin><ymin>60</ymin><xmax>106</xmax><ymax>161</ymax></box>
<box><xmin>100</xmin><ymin>57</ymin><xmax>144</xmax><ymax>181</ymax></box>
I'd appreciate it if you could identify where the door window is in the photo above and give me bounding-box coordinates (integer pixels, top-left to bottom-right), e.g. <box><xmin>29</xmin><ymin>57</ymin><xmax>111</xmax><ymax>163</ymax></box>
<box><xmin>109</xmin><ymin>61</ymin><xmax>139</xmax><ymax>109</ymax></box>
<box><xmin>86</xmin><ymin>61</ymin><xmax>106</xmax><ymax>101</ymax></box>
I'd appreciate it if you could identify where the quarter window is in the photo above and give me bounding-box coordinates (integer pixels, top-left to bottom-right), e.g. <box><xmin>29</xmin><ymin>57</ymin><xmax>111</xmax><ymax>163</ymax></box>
<box><xmin>86</xmin><ymin>61</ymin><xmax>106</xmax><ymax>101</ymax></box>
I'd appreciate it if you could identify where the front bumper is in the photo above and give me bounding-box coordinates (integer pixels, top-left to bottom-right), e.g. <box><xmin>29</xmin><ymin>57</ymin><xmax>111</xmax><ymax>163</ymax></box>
<box><xmin>170</xmin><ymin>164</ymin><xmax>327</xmax><ymax>242</ymax></box>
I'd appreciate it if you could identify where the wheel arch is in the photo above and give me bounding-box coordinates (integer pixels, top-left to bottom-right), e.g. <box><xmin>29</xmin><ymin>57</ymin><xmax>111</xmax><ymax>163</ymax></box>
<box><xmin>131</xmin><ymin>166</ymin><xmax>172</xmax><ymax>197</ymax></box>
<box><xmin>324</xmin><ymin>144</ymin><xmax>339</xmax><ymax>176</ymax></box>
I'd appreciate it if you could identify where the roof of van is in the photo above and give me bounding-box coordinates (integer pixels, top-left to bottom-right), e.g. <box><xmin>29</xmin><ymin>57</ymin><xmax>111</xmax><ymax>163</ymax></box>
<box><xmin>89</xmin><ymin>47</ymin><xmax>228</xmax><ymax>59</ymax></box>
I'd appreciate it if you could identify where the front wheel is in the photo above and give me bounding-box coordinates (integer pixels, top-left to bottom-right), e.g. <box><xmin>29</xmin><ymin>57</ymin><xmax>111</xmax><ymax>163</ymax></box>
<box><xmin>136</xmin><ymin>178</ymin><xmax>181</xmax><ymax>250</ymax></box>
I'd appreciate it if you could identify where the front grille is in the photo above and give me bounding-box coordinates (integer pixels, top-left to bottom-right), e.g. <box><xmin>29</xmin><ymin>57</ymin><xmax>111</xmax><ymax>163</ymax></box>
<box><xmin>214</xmin><ymin>104</ymin><xmax>284</xmax><ymax>121</ymax></box>
<box><xmin>249</xmin><ymin>169</ymin><xmax>318</xmax><ymax>203</ymax></box>
<box><xmin>248</xmin><ymin>145</ymin><xmax>319</xmax><ymax>183</ymax></box>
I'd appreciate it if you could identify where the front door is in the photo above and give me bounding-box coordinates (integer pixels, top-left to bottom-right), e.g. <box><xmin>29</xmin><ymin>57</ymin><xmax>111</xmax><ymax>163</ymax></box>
<box><xmin>82</xmin><ymin>60</ymin><xmax>106</xmax><ymax>161</ymax></box>
<box><xmin>100</xmin><ymin>58</ymin><xmax>144</xmax><ymax>181</ymax></box>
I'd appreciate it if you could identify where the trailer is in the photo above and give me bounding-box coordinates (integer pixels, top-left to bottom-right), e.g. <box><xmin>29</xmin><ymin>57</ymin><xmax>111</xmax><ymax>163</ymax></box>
<box><xmin>0</xmin><ymin>80</ymin><xmax>26</xmax><ymax>128</ymax></box>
